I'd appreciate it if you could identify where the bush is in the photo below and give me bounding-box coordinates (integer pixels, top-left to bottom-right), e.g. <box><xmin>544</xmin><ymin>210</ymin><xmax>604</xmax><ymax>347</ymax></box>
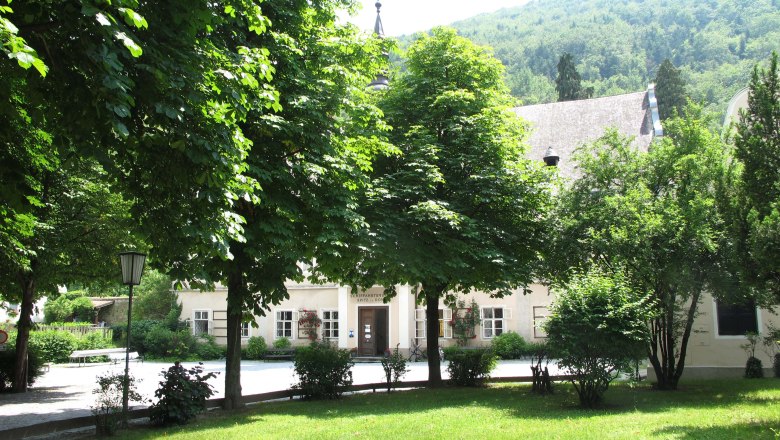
<box><xmin>43</xmin><ymin>291</ymin><xmax>96</xmax><ymax>323</ymax></box>
<box><xmin>444</xmin><ymin>347</ymin><xmax>497</xmax><ymax>387</ymax></box>
<box><xmin>127</xmin><ymin>319</ymin><xmax>165</xmax><ymax>354</ymax></box>
<box><xmin>293</xmin><ymin>341</ymin><xmax>353</xmax><ymax>399</ymax></box>
<box><xmin>150</xmin><ymin>362</ymin><xmax>217</xmax><ymax>426</ymax></box>
<box><xmin>143</xmin><ymin>326</ymin><xmax>196</xmax><ymax>359</ymax></box>
<box><xmin>545</xmin><ymin>270</ymin><xmax>654</xmax><ymax>408</ymax></box>
<box><xmin>491</xmin><ymin>332</ymin><xmax>528</xmax><ymax>359</ymax></box>
<box><xmin>745</xmin><ymin>356</ymin><xmax>764</xmax><ymax>378</ymax></box>
<box><xmin>381</xmin><ymin>345</ymin><xmax>409</xmax><ymax>392</ymax></box>
<box><xmin>29</xmin><ymin>330</ymin><xmax>78</xmax><ymax>364</ymax></box>
<box><xmin>0</xmin><ymin>347</ymin><xmax>43</xmax><ymax>392</ymax></box>
<box><xmin>91</xmin><ymin>373</ymin><xmax>144</xmax><ymax>435</ymax></box>
<box><xmin>194</xmin><ymin>334</ymin><xmax>224</xmax><ymax>360</ymax></box>
<box><xmin>246</xmin><ymin>336</ymin><xmax>267</xmax><ymax>360</ymax></box>
<box><xmin>273</xmin><ymin>337</ymin><xmax>291</xmax><ymax>349</ymax></box>
<box><xmin>76</xmin><ymin>331</ymin><xmax>113</xmax><ymax>351</ymax></box>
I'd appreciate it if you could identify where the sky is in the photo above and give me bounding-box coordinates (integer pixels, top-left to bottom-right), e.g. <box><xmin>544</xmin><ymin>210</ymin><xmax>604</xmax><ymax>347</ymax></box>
<box><xmin>345</xmin><ymin>0</ymin><xmax>532</xmax><ymax>37</ymax></box>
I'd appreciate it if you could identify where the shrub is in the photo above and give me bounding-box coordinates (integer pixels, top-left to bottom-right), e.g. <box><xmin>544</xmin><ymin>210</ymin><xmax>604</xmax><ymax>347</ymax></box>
<box><xmin>43</xmin><ymin>291</ymin><xmax>96</xmax><ymax>323</ymax></box>
<box><xmin>273</xmin><ymin>337</ymin><xmax>291</xmax><ymax>349</ymax></box>
<box><xmin>91</xmin><ymin>373</ymin><xmax>144</xmax><ymax>435</ymax></box>
<box><xmin>150</xmin><ymin>362</ymin><xmax>217</xmax><ymax>426</ymax></box>
<box><xmin>545</xmin><ymin>270</ymin><xmax>654</xmax><ymax>408</ymax></box>
<box><xmin>444</xmin><ymin>347</ymin><xmax>497</xmax><ymax>387</ymax></box>
<box><xmin>0</xmin><ymin>347</ymin><xmax>43</xmax><ymax>392</ymax></box>
<box><xmin>745</xmin><ymin>357</ymin><xmax>764</xmax><ymax>378</ymax></box>
<box><xmin>381</xmin><ymin>345</ymin><xmax>409</xmax><ymax>392</ymax></box>
<box><xmin>194</xmin><ymin>334</ymin><xmax>224</xmax><ymax>360</ymax></box>
<box><xmin>293</xmin><ymin>341</ymin><xmax>353</xmax><ymax>399</ymax></box>
<box><xmin>491</xmin><ymin>331</ymin><xmax>528</xmax><ymax>359</ymax></box>
<box><xmin>76</xmin><ymin>331</ymin><xmax>113</xmax><ymax>351</ymax></box>
<box><xmin>128</xmin><ymin>319</ymin><xmax>165</xmax><ymax>354</ymax></box>
<box><xmin>246</xmin><ymin>336</ymin><xmax>267</xmax><ymax>360</ymax></box>
<box><xmin>29</xmin><ymin>330</ymin><xmax>78</xmax><ymax>364</ymax></box>
<box><xmin>143</xmin><ymin>326</ymin><xmax>196</xmax><ymax>359</ymax></box>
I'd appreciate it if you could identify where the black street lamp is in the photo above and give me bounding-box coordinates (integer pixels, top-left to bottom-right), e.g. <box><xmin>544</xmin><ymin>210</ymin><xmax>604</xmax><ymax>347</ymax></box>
<box><xmin>119</xmin><ymin>251</ymin><xmax>146</xmax><ymax>426</ymax></box>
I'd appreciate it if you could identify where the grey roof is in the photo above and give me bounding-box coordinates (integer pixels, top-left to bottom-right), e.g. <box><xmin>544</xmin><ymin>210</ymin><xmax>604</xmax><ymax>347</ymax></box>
<box><xmin>514</xmin><ymin>90</ymin><xmax>655</xmax><ymax>179</ymax></box>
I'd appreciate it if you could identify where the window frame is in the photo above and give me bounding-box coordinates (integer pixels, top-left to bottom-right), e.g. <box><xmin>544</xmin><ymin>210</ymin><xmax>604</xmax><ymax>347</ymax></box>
<box><xmin>481</xmin><ymin>307</ymin><xmax>512</xmax><ymax>340</ymax></box>
<box><xmin>321</xmin><ymin>309</ymin><xmax>339</xmax><ymax>340</ymax></box>
<box><xmin>533</xmin><ymin>306</ymin><xmax>549</xmax><ymax>339</ymax></box>
<box><xmin>275</xmin><ymin>309</ymin><xmax>297</xmax><ymax>340</ymax></box>
<box><xmin>713</xmin><ymin>300</ymin><xmax>761</xmax><ymax>339</ymax></box>
<box><xmin>240</xmin><ymin>321</ymin><xmax>251</xmax><ymax>338</ymax></box>
<box><xmin>414</xmin><ymin>308</ymin><xmax>453</xmax><ymax>339</ymax></box>
<box><xmin>193</xmin><ymin>309</ymin><xmax>212</xmax><ymax>336</ymax></box>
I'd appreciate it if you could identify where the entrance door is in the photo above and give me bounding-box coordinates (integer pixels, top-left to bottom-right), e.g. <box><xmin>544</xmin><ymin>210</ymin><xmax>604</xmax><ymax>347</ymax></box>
<box><xmin>358</xmin><ymin>307</ymin><xmax>389</xmax><ymax>356</ymax></box>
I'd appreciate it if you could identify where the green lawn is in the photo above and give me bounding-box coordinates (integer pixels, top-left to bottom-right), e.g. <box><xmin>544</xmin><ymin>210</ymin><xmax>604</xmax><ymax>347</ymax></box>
<box><xmin>117</xmin><ymin>379</ymin><xmax>780</xmax><ymax>439</ymax></box>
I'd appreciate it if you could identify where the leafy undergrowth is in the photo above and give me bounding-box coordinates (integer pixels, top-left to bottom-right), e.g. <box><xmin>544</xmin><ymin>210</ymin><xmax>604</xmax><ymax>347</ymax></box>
<box><xmin>113</xmin><ymin>379</ymin><xmax>780</xmax><ymax>440</ymax></box>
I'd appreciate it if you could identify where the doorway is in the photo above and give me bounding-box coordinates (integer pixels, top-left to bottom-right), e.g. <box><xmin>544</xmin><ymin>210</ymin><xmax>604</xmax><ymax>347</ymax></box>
<box><xmin>358</xmin><ymin>306</ymin><xmax>389</xmax><ymax>356</ymax></box>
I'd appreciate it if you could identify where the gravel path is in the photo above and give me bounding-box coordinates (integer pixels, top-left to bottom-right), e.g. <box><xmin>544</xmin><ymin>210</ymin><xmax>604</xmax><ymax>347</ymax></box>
<box><xmin>0</xmin><ymin>359</ymin><xmax>561</xmax><ymax>434</ymax></box>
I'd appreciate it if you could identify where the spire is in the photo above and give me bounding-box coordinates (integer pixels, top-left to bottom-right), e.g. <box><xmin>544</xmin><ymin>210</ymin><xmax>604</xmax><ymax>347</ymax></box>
<box><xmin>368</xmin><ymin>2</ymin><xmax>389</xmax><ymax>90</ymax></box>
<box><xmin>373</xmin><ymin>2</ymin><xmax>384</xmax><ymax>37</ymax></box>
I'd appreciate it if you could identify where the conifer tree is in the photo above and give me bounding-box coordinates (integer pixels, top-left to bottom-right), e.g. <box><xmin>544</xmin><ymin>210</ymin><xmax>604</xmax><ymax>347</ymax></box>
<box><xmin>654</xmin><ymin>59</ymin><xmax>688</xmax><ymax>120</ymax></box>
<box><xmin>555</xmin><ymin>52</ymin><xmax>592</xmax><ymax>101</ymax></box>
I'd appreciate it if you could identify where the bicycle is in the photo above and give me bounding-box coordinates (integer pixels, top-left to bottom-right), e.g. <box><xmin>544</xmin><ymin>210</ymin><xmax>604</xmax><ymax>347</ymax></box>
<box><xmin>408</xmin><ymin>339</ymin><xmax>427</xmax><ymax>362</ymax></box>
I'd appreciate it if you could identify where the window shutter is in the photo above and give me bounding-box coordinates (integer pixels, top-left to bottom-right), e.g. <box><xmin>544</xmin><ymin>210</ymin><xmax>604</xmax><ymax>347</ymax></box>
<box><xmin>415</xmin><ymin>309</ymin><xmax>426</xmax><ymax>320</ymax></box>
<box><xmin>443</xmin><ymin>309</ymin><xmax>453</xmax><ymax>320</ymax></box>
<box><xmin>503</xmin><ymin>308</ymin><xmax>512</xmax><ymax>319</ymax></box>
<box><xmin>208</xmin><ymin>320</ymin><xmax>214</xmax><ymax>335</ymax></box>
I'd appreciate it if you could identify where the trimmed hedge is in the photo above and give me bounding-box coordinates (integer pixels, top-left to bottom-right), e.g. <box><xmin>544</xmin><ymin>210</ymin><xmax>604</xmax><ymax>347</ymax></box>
<box><xmin>491</xmin><ymin>332</ymin><xmax>528</xmax><ymax>359</ymax></box>
<box><xmin>293</xmin><ymin>342</ymin><xmax>353</xmax><ymax>399</ymax></box>
<box><xmin>443</xmin><ymin>347</ymin><xmax>497</xmax><ymax>386</ymax></box>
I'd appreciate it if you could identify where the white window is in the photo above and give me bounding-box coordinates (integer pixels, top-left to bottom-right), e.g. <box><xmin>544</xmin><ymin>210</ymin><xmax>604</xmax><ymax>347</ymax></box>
<box><xmin>481</xmin><ymin>307</ymin><xmax>511</xmax><ymax>339</ymax></box>
<box><xmin>193</xmin><ymin>310</ymin><xmax>211</xmax><ymax>335</ymax></box>
<box><xmin>414</xmin><ymin>309</ymin><xmax>453</xmax><ymax>338</ymax></box>
<box><xmin>241</xmin><ymin>321</ymin><xmax>251</xmax><ymax>338</ymax></box>
<box><xmin>322</xmin><ymin>310</ymin><xmax>339</xmax><ymax>339</ymax></box>
<box><xmin>533</xmin><ymin>306</ymin><xmax>549</xmax><ymax>338</ymax></box>
<box><xmin>275</xmin><ymin>310</ymin><xmax>296</xmax><ymax>339</ymax></box>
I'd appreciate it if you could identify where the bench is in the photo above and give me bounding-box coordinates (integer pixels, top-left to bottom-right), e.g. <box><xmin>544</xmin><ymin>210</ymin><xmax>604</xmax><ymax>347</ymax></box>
<box><xmin>69</xmin><ymin>348</ymin><xmax>133</xmax><ymax>366</ymax></box>
<box><xmin>263</xmin><ymin>348</ymin><xmax>295</xmax><ymax>362</ymax></box>
<box><xmin>108</xmin><ymin>351</ymin><xmax>142</xmax><ymax>365</ymax></box>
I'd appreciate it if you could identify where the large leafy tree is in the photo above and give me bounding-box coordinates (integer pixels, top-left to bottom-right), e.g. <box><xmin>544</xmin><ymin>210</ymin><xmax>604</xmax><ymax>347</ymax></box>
<box><xmin>555</xmin><ymin>52</ymin><xmax>591</xmax><ymax>102</ymax></box>
<box><xmin>654</xmin><ymin>59</ymin><xmax>688</xmax><ymax>121</ymax></box>
<box><xmin>551</xmin><ymin>108</ymin><xmax>733</xmax><ymax>389</ymax></box>
<box><xmin>0</xmin><ymin>1</ymin><xmax>276</xmax><ymax>391</ymax></box>
<box><xmin>356</xmin><ymin>27</ymin><xmax>553</xmax><ymax>387</ymax></box>
<box><xmin>733</xmin><ymin>52</ymin><xmax>780</xmax><ymax>301</ymax></box>
<box><xmin>197</xmin><ymin>0</ymin><xmax>390</xmax><ymax>409</ymax></box>
<box><xmin>0</xmin><ymin>160</ymin><xmax>135</xmax><ymax>391</ymax></box>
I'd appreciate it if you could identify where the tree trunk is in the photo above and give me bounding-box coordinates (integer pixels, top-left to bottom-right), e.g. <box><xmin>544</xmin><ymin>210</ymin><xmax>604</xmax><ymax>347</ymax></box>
<box><xmin>423</xmin><ymin>283</ymin><xmax>444</xmax><ymax>388</ymax></box>
<box><xmin>647</xmin><ymin>287</ymin><xmax>701</xmax><ymax>390</ymax></box>
<box><xmin>13</xmin><ymin>274</ymin><xmax>35</xmax><ymax>392</ymax></box>
<box><xmin>223</xmin><ymin>263</ymin><xmax>246</xmax><ymax>410</ymax></box>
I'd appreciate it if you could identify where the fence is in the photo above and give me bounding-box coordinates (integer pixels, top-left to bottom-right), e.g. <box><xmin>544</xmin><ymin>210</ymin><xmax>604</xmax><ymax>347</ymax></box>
<box><xmin>35</xmin><ymin>324</ymin><xmax>113</xmax><ymax>340</ymax></box>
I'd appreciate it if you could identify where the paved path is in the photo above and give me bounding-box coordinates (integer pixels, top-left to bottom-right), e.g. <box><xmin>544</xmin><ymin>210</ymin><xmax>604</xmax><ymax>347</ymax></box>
<box><xmin>0</xmin><ymin>359</ymin><xmax>563</xmax><ymax>433</ymax></box>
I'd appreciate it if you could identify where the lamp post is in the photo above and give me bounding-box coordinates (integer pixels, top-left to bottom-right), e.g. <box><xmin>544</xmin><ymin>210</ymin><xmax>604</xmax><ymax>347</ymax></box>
<box><xmin>119</xmin><ymin>251</ymin><xmax>146</xmax><ymax>426</ymax></box>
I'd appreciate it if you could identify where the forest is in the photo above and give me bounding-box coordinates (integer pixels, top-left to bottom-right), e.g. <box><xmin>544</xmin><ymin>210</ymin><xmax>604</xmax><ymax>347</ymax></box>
<box><xmin>429</xmin><ymin>0</ymin><xmax>780</xmax><ymax>116</ymax></box>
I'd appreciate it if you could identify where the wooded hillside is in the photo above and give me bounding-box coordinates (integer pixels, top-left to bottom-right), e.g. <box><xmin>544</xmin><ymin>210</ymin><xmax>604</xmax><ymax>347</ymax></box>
<box><xmin>437</xmin><ymin>0</ymin><xmax>779</xmax><ymax>116</ymax></box>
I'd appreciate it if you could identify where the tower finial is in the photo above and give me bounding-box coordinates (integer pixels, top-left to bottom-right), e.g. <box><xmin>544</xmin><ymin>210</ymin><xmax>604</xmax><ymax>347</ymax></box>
<box><xmin>368</xmin><ymin>1</ymin><xmax>389</xmax><ymax>90</ymax></box>
<box><xmin>373</xmin><ymin>1</ymin><xmax>384</xmax><ymax>37</ymax></box>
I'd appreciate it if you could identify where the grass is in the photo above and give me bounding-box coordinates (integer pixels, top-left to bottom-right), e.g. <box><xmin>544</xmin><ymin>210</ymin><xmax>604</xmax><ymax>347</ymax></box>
<box><xmin>116</xmin><ymin>379</ymin><xmax>780</xmax><ymax>440</ymax></box>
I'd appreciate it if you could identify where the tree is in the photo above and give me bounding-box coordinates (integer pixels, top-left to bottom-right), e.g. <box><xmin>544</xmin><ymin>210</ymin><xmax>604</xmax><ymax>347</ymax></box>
<box><xmin>654</xmin><ymin>59</ymin><xmax>687</xmax><ymax>120</ymax></box>
<box><xmin>132</xmin><ymin>270</ymin><xmax>177</xmax><ymax>321</ymax></box>
<box><xmin>200</xmin><ymin>0</ymin><xmax>390</xmax><ymax>409</ymax></box>
<box><xmin>545</xmin><ymin>270</ymin><xmax>653</xmax><ymax>407</ymax></box>
<box><xmin>0</xmin><ymin>0</ymin><xmax>276</xmax><ymax>391</ymax></box>
<box><xmin>733</xmin><ymin>52</ymin><xmax>780</xmax><ymax>301</ymax></box>
<box><xmin>357</xmin><ymin>27</ymin><xmax>553</xmax><ymax>387</ymax></box>
<box><xmin>551</xmin><ymin>107</ymin><xmax>733</xmax><ymax>390</ymax></box>
<box><xmin>555</xmin><ymin>52</ymin><xmax>592</xmax><ymax>101</ymax></box>
<box><xmin>0</xmin><ymin>160</ymin><xmax>135</xmax><ymax>391</ymax></box>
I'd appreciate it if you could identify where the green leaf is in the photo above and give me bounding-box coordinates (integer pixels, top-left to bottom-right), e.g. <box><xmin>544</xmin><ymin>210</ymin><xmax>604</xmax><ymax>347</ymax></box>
<box><xmin>115</xmin><ymin>32</ymin><xmax>143</xmax><ymax>57</ymax></box>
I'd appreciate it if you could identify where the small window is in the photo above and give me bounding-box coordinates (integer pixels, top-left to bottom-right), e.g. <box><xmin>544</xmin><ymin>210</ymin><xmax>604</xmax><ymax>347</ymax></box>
<box><xmin>482</xmin><ymin>307</ymin><xmax>510</xmax><ymax>339</ymax></box>
<box><xmin>241</xmin><ymin>321</ymin><xmax>250</xmax><ymax>338</ymax></box>
<box><xmin>275</xmin><ymin>310</ymin><xmax>295</xmax><ymax>339</ymax></box>
<box><xmin>414</xmin><ymin>309</ymin><xmax>453</xmax><ymax>339</ymax></box>
<box><xmin>533</xmin><ymin>306</ymin><xmax>549</xmax><ymax>338</ymax></box>
<box><xmin>193</xmin><ymin>310</ymin><xmax>210</xmax><ymax>335</ymax></box>
<box><xmin>322</xmin><ymin>310</ymin><xmax>339</xmax><ymax>339</ymax></box>
<box><xmin>716</xmin><ymin>301</ymin><xmax>758</xmax><ymax>336</ymax></box>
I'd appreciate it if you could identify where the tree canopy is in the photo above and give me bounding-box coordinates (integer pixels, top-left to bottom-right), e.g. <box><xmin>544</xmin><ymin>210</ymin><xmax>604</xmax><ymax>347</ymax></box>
<box><xmin>654</xmin><ymin>59</ymin><xmax>688</xmax><ymax>120</ymax></box>
<box><xmin>555</xmin><ymin>52</ymin><xmax>591</xmax><ymax>101</ymax></box>
<box><xmin>357</xmin><ymin>27</ymin><xmax>553</xmax><ymax>386</ymax></box>
<box><xmin>551</xmin><ymin>107</ymin><xmax>733</xmax><ymax>389</ymax></box>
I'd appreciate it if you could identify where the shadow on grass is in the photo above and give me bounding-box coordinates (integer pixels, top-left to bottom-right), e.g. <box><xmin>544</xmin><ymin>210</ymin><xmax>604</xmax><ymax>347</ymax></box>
<box><xmin>115</xmin><ymin>379</ymin><xmax>780</xmax><ymax>439</ymax></box>
<box><xmin>654</xmin><ymin>421</ymin><xmax>780</xmax><ymax>439</ymax></box>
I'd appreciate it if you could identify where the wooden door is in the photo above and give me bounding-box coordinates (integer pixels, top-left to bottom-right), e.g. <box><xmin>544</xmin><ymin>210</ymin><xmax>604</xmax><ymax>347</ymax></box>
<box><xmin>358</xmin><ymin>308</ymin><xmax>375</xmax><ymax>356</ymax></box>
